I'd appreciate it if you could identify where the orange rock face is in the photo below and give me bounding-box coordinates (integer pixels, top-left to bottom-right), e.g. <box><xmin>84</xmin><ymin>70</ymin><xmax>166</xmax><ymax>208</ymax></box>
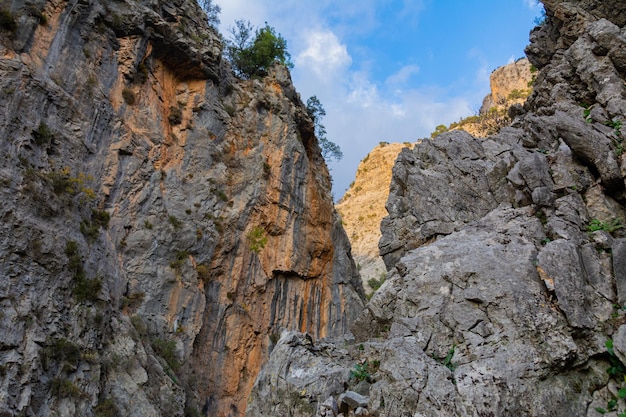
<box><xmin>0</xmin><ymin>1</ymin><xmax>363</xmax><ymax>416</ymax></box>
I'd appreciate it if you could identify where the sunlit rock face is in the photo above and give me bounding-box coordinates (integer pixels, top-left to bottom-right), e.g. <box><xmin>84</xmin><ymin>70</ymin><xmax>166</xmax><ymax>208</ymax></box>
<box><xmin>248</xmin><ymin>0</ymin><xmax>626</xmax><ymax>416</ymax></box>
<box><xmin>0</xmin><ymin>0</ymin><xmax>363</xmax><ymax>415</ymax></box>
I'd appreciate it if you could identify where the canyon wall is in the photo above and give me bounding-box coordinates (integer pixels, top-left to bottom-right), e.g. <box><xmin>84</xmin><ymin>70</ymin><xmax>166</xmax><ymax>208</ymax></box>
<box><xmin>0</xmin><ymin>1</ymin><xmax>363</xmax><ymax>416</ymax></box>
<box><xmin>249</xmin><ymin>0</ymin><xmax>626</xmax><ymax>415</ymax></box>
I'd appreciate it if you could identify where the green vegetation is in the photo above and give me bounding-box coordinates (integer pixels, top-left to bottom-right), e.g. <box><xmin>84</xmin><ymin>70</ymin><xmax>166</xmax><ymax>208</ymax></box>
<box><xmin>80</xmin><ymin>209</ymin><xmax>110</xmax><ymax>242</ymax></box>
<box><xmin>507</xmin><ymin>89</ymin><xmax>531</xmax><ymax>101</ymax></box>
<box><xmin>596</xmin><ymin>339</ymin><xmax>626</xmax><ymax>416</ymax></box>
<box><xmin>195</xmin><ymin>264</ymin><xmax>210</xmax><ymax>280</ymax></box>
<box><xmin>152</xmin><ymin>338</ymin><xmax>180</xmax><ymax>371</ymax></box>
<box><xmin>366</xmin><ymin>273</ymin><xmax>387</xmax><ymax>300</ymax></box>
<box><xmin>168</xmin><ymin>106</ymin><xmax>183</xmax><ymax>125</ymax></box>
<box><xmin>65</xmin><ymin>240</ymin><xmax>101</xmax><ymax>302</ymax></box>
<box><xmin>247</xmin><ymin>226</ymin><xmax>268</xmax><ymax>253</ymax></box>
<box><xmin>349</xmin><ymin>362</ymin><xmax>371</xmax><ymax>383</ymax></box>
<box><xmin>430</xmin><ymin>124</ymin><xmax>449</xmax><ymax>139</ymax></box>
<box><xmin>306</xmin><ymin>95</ymin><xmax>343</xmax><ymax>163</ymax></box>
<box><xmin>440</xmin><ymin>345</ymin><xmax>456</xmax><ymax>372</ymax></box>
<box><xmin>587</xmin><ymin>218</ymin><xmax>623</xmax><ymax>234</ymax></box>
<box><xmin>122</xmin><ymin>88</ymin><xmax>136</xmax><ymax>105</ymax></box>
<box><xmin>73</xmin><ymin>275</ymin><xmax>102</xmax><ymax>303</ymax></box>
<box><xmin>121</xmin><ymin>292</ymin><xmax>145</xmax><ymax>310</ymax></box>
<box><xmin>0</xmin><ymin>8</ymin><xmax>17</xmax><ymax>35</ymax></box>
<box><xmin>197</xmin><ymin>0</ymin><xmax>220</xmax><ymax>26</ymax></box>
<box><xmin>225</xmin><ymin>20</ymin><xmax>293</xmax><ymax>79</ymax></box>
<box><xmin>168</xmin><ymin>215</ymin><xmax>182</xmax><ymax>229</ymax></box>
<box><xmin>32</xmin><ymin>122</ymin><xmax>54</xmax><ymax>145</ymax></box>
<box><xmin>170</xmin><ymin>251</ymin><xmax>189</xmax><ymax>271</ymax></box>
<box><xmin>94</xmin><ymin>398</ymin><xmax>120</xmax><ymax>417</ymax></box>
<box><xmin>42</xmin><ymin>337</ymin><xmax>82</xmax><ymax>371</ymax></box>
<box><xmin>46</xmin><ymin>167</ymin><xmax>96</xmax><ymax>202</ymax></box>
<box><xmin>50</xmin><ymin>377</ymin><xmax>83</xmax><ymax>398</ymax></box>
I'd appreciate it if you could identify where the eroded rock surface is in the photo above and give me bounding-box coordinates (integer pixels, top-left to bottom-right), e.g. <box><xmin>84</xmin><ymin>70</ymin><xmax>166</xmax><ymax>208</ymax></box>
<box><xmin>248</xmin><ymin>0</ymin><xmax>626</xmax><ymax>415</ymax></box>
<box><xmin>0</xmin><ymin>1</ymin><xmax>363</xmax><ymax>416</ymax></box>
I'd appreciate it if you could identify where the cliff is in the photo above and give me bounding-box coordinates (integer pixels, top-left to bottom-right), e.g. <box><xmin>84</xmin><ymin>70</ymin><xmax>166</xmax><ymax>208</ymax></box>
<box><xmin>479</xmin><ymin>57</ymin><xmax>533</xmax><ymax>114</ymax></box>
<box><xmin>0</xmin><ymin>1</ymin><xmax>363</xmax><ymax>416</ymax></box>
<box><xmin>335</xmin><ymin>142</ymin><xmax>409</xmax><ymax>293</ymax></box>
<box><xmin>335</xmin><ymin>59</ymin><xmax>533</xmax><ymax>293</ymax></box>
<box><xmin>248</xmin><ymin>0</ymin><xmax>626</xmax><ymax>416</ymax></box>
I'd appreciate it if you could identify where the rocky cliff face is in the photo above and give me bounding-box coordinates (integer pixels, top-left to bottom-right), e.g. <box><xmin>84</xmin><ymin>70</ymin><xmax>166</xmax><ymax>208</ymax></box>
<box><xmin>248</xmin><ymin>0</ymin><xmax>626</xmax><ymax>416</ymax></box>
<box><xmin>479</xmin><ymin>57</ymin><xmax>533</xmax><ymax>114</ymax></box>
<box><xmin>0</xmin><ymin>1</ymin><xmax>363</xmax><ymax>416</ymax></box>
<box><xmin>335</xmin><ymin>143</ymin><xmax>409</xmax><ymax>293</ymax></box>
<box><xmin>336</xmin><ymin>60</ymin><xmax>534</xmax><ymax>294</ymax></box>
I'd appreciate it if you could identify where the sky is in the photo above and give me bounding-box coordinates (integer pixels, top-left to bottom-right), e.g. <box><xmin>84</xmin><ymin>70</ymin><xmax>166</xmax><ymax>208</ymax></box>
<box><xmin>215</xmin><ymin>0</ymin><xmax>544</xmax><ymax>199</ymax></box>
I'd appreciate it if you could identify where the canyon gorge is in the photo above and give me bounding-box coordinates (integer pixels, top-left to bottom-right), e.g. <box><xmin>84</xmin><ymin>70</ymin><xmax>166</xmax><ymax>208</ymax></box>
<box><xmin>1</xmin><ymin>0</ymin><xmax>626</xmax><ymax>416</ymax></box>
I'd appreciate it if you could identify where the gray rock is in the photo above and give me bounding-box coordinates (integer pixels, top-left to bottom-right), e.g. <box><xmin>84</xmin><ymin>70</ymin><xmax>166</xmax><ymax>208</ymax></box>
<box><xmin>339</xmin><ymin>391</ymin><xmax>368</xmax><ymax>409</ymax></box>
<box><xmin>613</xmin><ymin>239</ymin><xmax>626</xmax><ymax>305</ymax></box>
<box><xmin>354</xmin><ymin>407</ymin><xmax>370</xmax><ymax>416</ymax></box>
<box><xmin>249</xmin><ymin>1</ymin><xmax>626</xmax><ymax>416</ymax></box>
<box><xmin>352</xmin><ymin>380</ymin><xmax>371</xmax><ymax>397</ymax></box>
<box><xmin>320</xmin><ymin>396</ymin><xmax>339</xmax><ymax>416</ymax></box>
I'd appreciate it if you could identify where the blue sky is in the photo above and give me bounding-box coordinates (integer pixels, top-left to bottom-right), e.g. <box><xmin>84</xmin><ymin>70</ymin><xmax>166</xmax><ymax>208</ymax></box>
<box><xmin>216</xmin><ymin>1</ymin><xmax>544</xmax><ymax>198</ymax></box>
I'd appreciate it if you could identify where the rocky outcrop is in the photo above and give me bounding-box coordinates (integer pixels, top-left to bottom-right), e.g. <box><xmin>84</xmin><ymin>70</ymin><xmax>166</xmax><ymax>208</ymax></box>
<box><xmin>248</xmin><ymin>0</ymin><xmax>626</xmax><ymax>415</ymax></box>
<box><xmin>480</xmin><ymin>57</ymin><xmax>534</xmax><ymax>114</ymax></box>
<box><xmin>0</xmin><ymin>1</ymin><xmax>363</xmax><ymax>416</ymax></box>
<box><xmin>336</xmin><ymin>143</ymin><xmax>410</xmax><ymax>293</ymax></box>
<box><xmin>337</xmin><ymin>58</ymin><xmax>534</xmax><ymax>292</ymax></box>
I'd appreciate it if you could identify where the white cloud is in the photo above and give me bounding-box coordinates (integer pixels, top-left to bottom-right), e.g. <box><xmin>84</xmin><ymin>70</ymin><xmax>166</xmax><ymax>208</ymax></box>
<box><xmin>216</xmin><ymin>0</ymin><xmax>483</xmax><ymax>198</ymax></box>
<box><xmin>524</xmin><ymin>0</ymin><xmax>541</xmax><ymax>9</ymax></box>
<box><xmin>385</xmin><ymin>65</ymin><xmax>420</xmax><ymax>87</ymax></box>
<box><xmin>295</xmin><ymin>30</ymin><xmax>352</xmax><ymax>78</ymax></box>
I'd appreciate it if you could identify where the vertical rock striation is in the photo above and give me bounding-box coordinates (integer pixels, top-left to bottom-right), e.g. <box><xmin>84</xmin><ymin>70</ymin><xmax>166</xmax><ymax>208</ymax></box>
<box><xmin>0</xmin><ymin>1</ymin><xmax>363</xmax><ymax>416</ymax></box>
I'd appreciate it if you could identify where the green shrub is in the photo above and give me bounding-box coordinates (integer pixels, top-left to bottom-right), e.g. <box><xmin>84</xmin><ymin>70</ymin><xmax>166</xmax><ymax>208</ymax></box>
<box><xmin>430</xmin><ymin>124</ymin><xmax>449</xmax><ymax>139</ymax></box>
<box><xmin>46</xmin><ymin>167</ymin><xmax>96</xmax><ymax>201</ymax></box>
<box><xmin>588</xmin><ymin>218</ymin><xmax>623</xmax><ymax>234</ymax></box>
<box><xmin>65</xmin><ymin>240</ymin><xmax>101</xmax><ymax>301</ymax></box>
<box><xmin>168</xmin><ymin>215</ymin><xmax>182</xmax><ymax>229</ymax></box>
<box><xmin>349</xmin><ymin>362</ymin><xmax>370</xmax><ymax>382</ymax></box>
<box><xmin>196</xmin><ymin>263</ymin><xmax>210</xmax><ymax>280</ymax></box>
<box><xmin>168</xmin><ymin>106</ymin><xmax>183</xmax><ymax>125</ymax></box>
<box><xmin>32</xmin><ymin>122</ymin><xmax>54</xmax><ymax>145</ymax></box>
<box><xmin>50</xmin><ymin>377</ymin><xmax>83</xmax><ymax>398</ymax></box>
<box><xmin>94</xmin><ymin>398</ymin><xmax>119</xmax><ymax>417</ymax></box>
<box><xmin>368</xmin><ymin>274</ymin><xmax>386</xmax><ymax>292</ymax></box>
<box><xmin>306</xmin><ymin>96</ymin><xmax>342</xmax><ymax>163</ymax></box>
<box><xmin>225</xmin><ymin>21</ymin><xmax>293</xmax><ymax>79</ymax></box>
<box><xmin>73</xmin><ymin>276</ymin><xmax>102</xmax><ymax>302</ymax></box>
<box><xmin>122</xmin><ymin>88</ymin><xmax>136</xmax><ymax>105</ymax></box>
<box><xmin>152</xmin><ymin>338</ymin><xmax>180</xmax><ymax>371</ymax></box>
<box><xmin>170</xmin><ymin>251</ymin><xmax>189</xmax><ymax>271</ymax></box>
<box><xmin>0</xmin><ymin>8</ymin><xmax>17</xmax><ymax>35</ymax></box>
<box><xmin>43</xmin><ymin>338</ymin><xmax>82</xmax><ymax>370</ymax></box>
<box><xmin>247</xmin><ymin>226</ymin><xmax>267</xmax><ymax>253</ymax></box>
<box><xmin>80</xmin><ymin>209</ymin><xmax>109</xmax><ymax>241</ymax></box>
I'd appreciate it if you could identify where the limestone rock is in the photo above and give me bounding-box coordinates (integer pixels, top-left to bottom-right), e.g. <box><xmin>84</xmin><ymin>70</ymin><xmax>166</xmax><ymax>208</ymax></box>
<box><xmin>248</xmin><ymin>0</ymin><xmax>626</xmax><ymax>415</ymax></box>
<box><xmin>336</xmin><ymin>143</ymin><xmax>408</xmax><ymax>293</ymax></box>
<box><xmin>0</xmin><ymin>0</ymin><xmax>364</xmax><ymax>416</ymax></box>
<box><xmin>480</xmin><ymin>57</ymin><xmax>534</xmax><ymax>114</ymax></box>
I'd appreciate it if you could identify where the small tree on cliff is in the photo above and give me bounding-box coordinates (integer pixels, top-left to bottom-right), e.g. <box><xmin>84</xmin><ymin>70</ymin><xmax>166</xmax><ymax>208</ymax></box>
<box><xmin>306</xmin><ymin>96</ymin><xmax>343</xmax><ymax>163</ymax></box>
<box><xmin>225</xmin><ymin>20</ymin><xmax>293</xmax><ymax>79</ymax></box>
<box><xmin>198</xmin><ymin>0</ymin><xmax>220</xmax><ymax>26</ymax></box>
